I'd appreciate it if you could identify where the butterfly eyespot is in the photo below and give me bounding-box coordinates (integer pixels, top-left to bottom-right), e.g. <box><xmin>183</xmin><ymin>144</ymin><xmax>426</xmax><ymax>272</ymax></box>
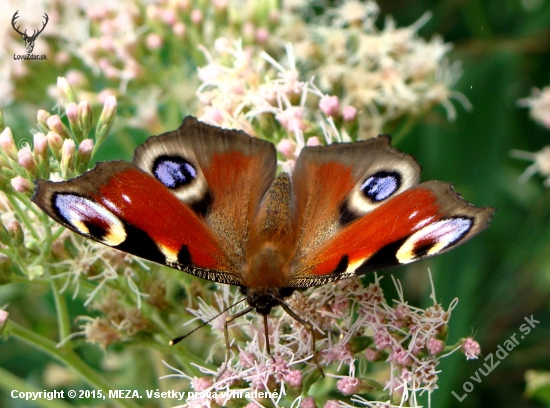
<box><xmin>53</xmin><ymin>193</ymin><xmax>126</xmax><ymax>246</ymax></box>
<box><xmin>360</xmin><ymin>171</ymin><xmax>401</xmax><ymax>202</ymax></box>
<box><xmin>396</xmin><ymin>216</ymin><xmax>473</xmax><ymax>263</ymax></box>
<box><xmin>153</xmin><ymin>155</ymin><xmax>197</xmax><ymax>189</ymax></box>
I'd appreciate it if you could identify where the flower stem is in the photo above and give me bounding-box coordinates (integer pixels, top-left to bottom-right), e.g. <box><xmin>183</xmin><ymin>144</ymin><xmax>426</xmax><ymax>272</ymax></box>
<box><xmin>6</xmin><ymin>321</ymin><xmax>143</xmax><ymax>408</ymax></box>
<box><xmin>7</xmin><ymin>194</ymin><xmax>40</xmax><ymax>241</ymax></box>
<box><xmin>49</xmin><ymin>267</ymin><xmax>72</xmax><ymax>342</ymax></box>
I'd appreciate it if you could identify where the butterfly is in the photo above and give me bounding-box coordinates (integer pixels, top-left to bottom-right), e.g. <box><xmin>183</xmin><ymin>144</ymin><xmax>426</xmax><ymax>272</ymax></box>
<box><xmin>32</xmin><ymin>116</ymin><xmax>494</xmax><ymax>361</ymax></box>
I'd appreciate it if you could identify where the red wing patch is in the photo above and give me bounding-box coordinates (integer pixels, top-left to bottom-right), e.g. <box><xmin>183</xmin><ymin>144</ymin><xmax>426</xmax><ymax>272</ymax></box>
<box><xmin>94</xmin><ymin>168</ymin><xmax>231</xmax><ymax>270</ymax></box>
<box><xmin>307</xmin><ymin>187</ymin><xmax>441</xmax><ymax>276</ymax></box>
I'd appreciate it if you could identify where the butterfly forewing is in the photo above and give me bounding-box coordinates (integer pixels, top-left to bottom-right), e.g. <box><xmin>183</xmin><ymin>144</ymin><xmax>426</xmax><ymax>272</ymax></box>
<box><xmin>133</xmin><ymin>117</ymin><xmax>278</xmax><ymax>268</ymax></box>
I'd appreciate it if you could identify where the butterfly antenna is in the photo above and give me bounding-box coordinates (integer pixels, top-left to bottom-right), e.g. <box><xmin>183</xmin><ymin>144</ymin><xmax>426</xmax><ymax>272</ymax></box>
<box><xmin>169</xmin><ymin>297</ymin><xmax>247</xmax><ymax>346</ymax></box>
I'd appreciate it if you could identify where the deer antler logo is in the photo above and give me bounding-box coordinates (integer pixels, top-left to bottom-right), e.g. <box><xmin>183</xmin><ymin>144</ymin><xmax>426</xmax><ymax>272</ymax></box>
<box><xmin>11</xmin><ymin>11</ymin><xmax>49</xmax><ymax>54</ymax></box>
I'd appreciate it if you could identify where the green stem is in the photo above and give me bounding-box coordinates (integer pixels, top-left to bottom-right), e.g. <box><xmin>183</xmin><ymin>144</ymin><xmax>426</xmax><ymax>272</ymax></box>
<box><xmin>6</xmin><ymin>321</ymin><xmax>143</xmax><ymax>408</ymax></box>
<box><xmin>30</xmin><ymin>213</ymin><xmax>54</xmax><ymax>268</ymax></box>
<box><xmin>0</xmin><ymin>247</ymin><xmax>31</xmax><ymax>276</ymax></box>
<box><xmin>0</xmin><ymin>366</ymin><xmax>74</xmax><ymax>408</ymax></box>
<box><xmin>49</xmin><ymin>267</ymin><xmax>72</xmax><ymax>344</ymax></box>
<box><xmin>7</xmin><ymin>194</ymin><xmax>40</xmax><ymax>241</ymax></box>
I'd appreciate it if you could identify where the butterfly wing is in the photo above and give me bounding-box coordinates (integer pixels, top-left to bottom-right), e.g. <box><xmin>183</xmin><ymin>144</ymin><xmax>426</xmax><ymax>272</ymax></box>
<box><xmin>286</xmin><ymin>136</ymin><xmax>494</xmax><ymax>288</ymax></box>
<box><xmin>32</xmin><ymin>117</ymin><xmax>278</xmax><ymax>285</ymax></box>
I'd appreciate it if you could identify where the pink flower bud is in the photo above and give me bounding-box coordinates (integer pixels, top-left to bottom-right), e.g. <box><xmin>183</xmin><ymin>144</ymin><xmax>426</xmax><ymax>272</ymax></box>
<box><xmin>277</xmin><ymin>139</ymin><xmax>296</xmax><ymax>159</ymax></box>
<box><xmin>47</xmin><ymin>131</ymin><xmax>64</xmax><ymax>157</ymax></box>
<box><xmin>373</xmin><ymin>331</ymin><xmax>392</xmax><ymax>350</ymax></box>
<box><xmin>101</xmin><ymin>95</ymin><xmax>117</xmax><ymax>118</ymax></box>
<box><xmin>173</xmin><ymin>22</ymin><xmax>186</xmax><ymax>38</ymax></box>
<box><xmin>145</xmin><ymin>34</ymin><xmax>163</xmax><ymax>50</ymax></box>
<box><xmin>394</xmin><ymin>304</ymin><xmax>410</xmax><ymax>319</ymax></box>
<box><xmin>191</xmin><ymin>377</ymin><xmax>212</xmax><ymax>392</ymax></box>
<box><xmin>319</xmin><ymin>95</ymin><xmax>340</xmax><ymax>117</ymax></box>
<box><xmin>190</xmin><ymin>9</ymin><xmax>203</xmax><ymax>24</ymax></box>
<box><xmin>426</xmin><ymin>338</ymin><xmax>443</xmax><ymax>356</ymax></box>
<box><xmin>61</xmin><ymin>139</ymin><xmax>75</xmax><ymax>174</ymax></box>
<box><xmin>97</xmin><ymin>89</ymin><xmax>116</xmax><ymax>105</ymax></box>
<box><xmin>201</xmin><ymin>107</ymin><xmax>224</xmax><ymax>125</ymax></box>
<box><xmin>11</xmin><ymin>176</ymin><xmax>32</xmax><ymax>193</ymax></box>
<box><xmin>78</xmin><ymin>100</ymin><xmax>93</xmax><ymax>136</ymax></box>
<box><xmin>255</xmin><ymin>28</ymin><xmax>269</xmax><ymax>44</ymax></box>
<box><xmin>66</xmin><ymin>103</ymin><xmax>78</xmax><ymax>122</ymax></box>
<box><xmin>391</xmin><ymin>346</ymin><xmax>413</xmax><ymax>365</ymax></box>
<box><xmin>462</xmin><ymin>337</ymin><xmax>481</xmax><ymax>360</ymax></box>
<box><xmin>342</xmin><ymin>105</ymin><xmax>358</xmax><ymax>122</ymax></box>
<box><xmin>284</xmin><ymin>370</ymin><xmax>302</xmax><ymax>387</ymax></box>
<box><xmin>95</xmin><ymin>96</ymin><xmax>117</xmax><ymax>147</ymax></box>
<box><xmin>78</xmin><ymin>139</ymin><xmax>94</xmax><ymax>165</ymax></box>
<box><xmin>306</xmin><ymin>136</ymin><xmax>321</xmax><ymax>147</ymax></box>
<box><xmin>55</xmin><ymin>51</ymin><xmax>71</xmax><ymax>65</ymax></box>
<box><xmin>337</xmin><ymin>377</ymin><xmax>362</xmax><ymax>395</ymax></box>
<box><xmin>17</xmin><ymin>147</ymin><xmax>37</xmax><ymax>173</ymax></box>
<box><xmin>37</xmin><ymin>109</ymin><xmax>51</xmax><ymax>126</ymax></box>
<box><xmin>162</xmin><ymin>9</ymin><xmax>177</xmax><ymax>25</ymax></box>
<box><xmin>66</xmin><ymin>70</ymin><xmax>87</xmax><ymax>87</ymax></box>
<box><xmin>62</xmin><ymin>139</ymin><xmax>75</xmax><ymax>159</ymax></box>
<box><xmin>57</xmin><ymin>76</ymin><xmax>77</xmax><ymax>104</ymax></box>
<box><xmin>324</xmin><ymin>400</ymin><xmax>340</xmax><ymax>408</ymax></box>
<box><xmin>0</xmin><ymin>127</ymin><xmax>18</xmax><ymax>160</ymax></box>
<box><xmin>276</xmin><ymin>107</ymin><xmax>305</xmax><ymax>132</ymax></box>
<box><xmin>46</xmin><ymin>115</ymin><xmax>71</xmax><ymax>139</ymax></box>
<box><xmin>33</xmin><ymin>133</ymin><xmax>48</xmax><ymax>160</ymax></box>
<box><xmin>364</xmin><ymin>348</ymin><xmax>380</xmax><ymax>362</ymax></box>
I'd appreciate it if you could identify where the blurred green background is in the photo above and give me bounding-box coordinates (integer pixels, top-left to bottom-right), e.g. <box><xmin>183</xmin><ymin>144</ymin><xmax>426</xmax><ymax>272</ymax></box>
<box><xmin>387</xmin><ymin>0</ymin><xmax>550</xmax><ymax>406</ymax></box>
<box><xmin>1</xmin><ymin>0</ymin><xmax>550</xmax><ymax>407</ymax></box>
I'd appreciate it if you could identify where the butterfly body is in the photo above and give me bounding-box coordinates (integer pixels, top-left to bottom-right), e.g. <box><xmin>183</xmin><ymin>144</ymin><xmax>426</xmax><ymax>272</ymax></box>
<box><xmin>32</xmin><ymin>117</ymin><xmax>494</xmax><ymax>318</ymax></box>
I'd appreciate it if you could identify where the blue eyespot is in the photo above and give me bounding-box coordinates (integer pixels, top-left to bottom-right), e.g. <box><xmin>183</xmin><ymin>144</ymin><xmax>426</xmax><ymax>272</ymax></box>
<box><xmin>360</xmin><ymin>171</ymin><xmax>401</xmax><ymax>202</ymax></box>
<box><xmin>153</xmin><ymin>155</ymin><xmax>197</xmax><ymax>188</ymax></box>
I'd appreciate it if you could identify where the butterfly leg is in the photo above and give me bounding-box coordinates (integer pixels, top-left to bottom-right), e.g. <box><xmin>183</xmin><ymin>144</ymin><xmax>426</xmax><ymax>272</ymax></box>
<box><xmin>262</xmin><ymin>314</ymin><xmax>277</xmax><ymax>364</ymax></box>
<box><xmin>217</xmin><ymin>306</ymin><xmax>254</xmax><ymax>380</ymax></box>
<box><xmin>279</xmin><ymin>302</ymin><xmax>325</xmax><ymax>378</ymax></box>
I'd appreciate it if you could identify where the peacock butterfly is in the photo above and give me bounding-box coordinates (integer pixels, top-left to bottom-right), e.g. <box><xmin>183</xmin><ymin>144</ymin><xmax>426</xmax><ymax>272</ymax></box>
<box><xmin>32</xmin><ymin>116</ymin><xmax>494</xmax><ymax>359</ymax></box>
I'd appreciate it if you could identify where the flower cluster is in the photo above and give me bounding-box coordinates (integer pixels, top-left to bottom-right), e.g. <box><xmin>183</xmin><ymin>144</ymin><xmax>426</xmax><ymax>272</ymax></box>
<box><xmin>2</xmin><ymin>0</ymin><xmax>282</xmax><ymax>132</ymax></box>
<box><xmin>196</xmin><ymin>38</ymin><xmax>359</xmax><ymax>171</ymax></box>
<box><xmin>512</xmin><ymin>86</ymin><xmax>550</xmax><ymax>186</ymax></box>
<box><xmin>518</xmin><ymin>87</ymin><xmax>550</xmax><ymax>129</ymax></box>
<box><xmin>510</xmin><ymin>86</ymin><xmax>550</xmax><ymax>187</ymax></box>
<box><xmin>278</xmin><ymin>0</ymin><xmax>469</xmax><ymax>138</ymax></box>
<box><xmin>164</xmin><ymin>273</ymin><xmax>480</xmax><ymax>407</ymax></box>
<box><xmin>4</xmin><ymin>0</ymin><xmax>465</xmax><ymax>142</ymax></box>
<box><xmin>0</xmin><ymin>78</ymin><xmax>167</xmax><ymax>348</ymax></box>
